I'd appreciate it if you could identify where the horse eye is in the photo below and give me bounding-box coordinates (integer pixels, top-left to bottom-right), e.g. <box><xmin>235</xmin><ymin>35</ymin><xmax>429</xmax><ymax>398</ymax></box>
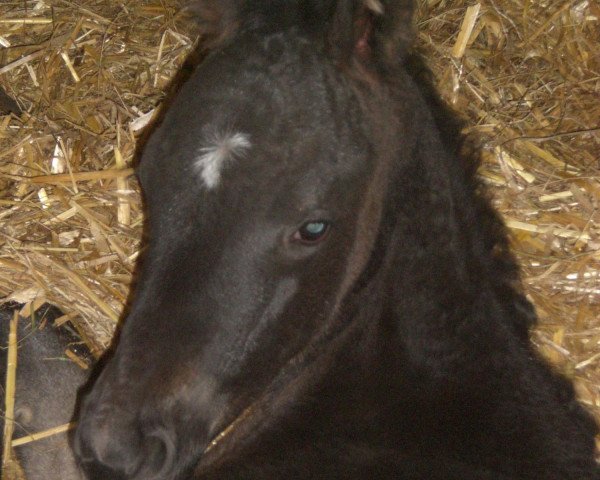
<box><xmin>293</xmin><ymin>221</ymin><xmax>331</xmax><ymax>244</ymax></box>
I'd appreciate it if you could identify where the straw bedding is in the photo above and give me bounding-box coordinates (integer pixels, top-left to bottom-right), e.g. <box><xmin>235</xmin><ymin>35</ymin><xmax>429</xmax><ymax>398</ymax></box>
<box><xmin>0</xmin><ymin>0</ymin><xmax>598</xmax><ymax>455</ymax></box>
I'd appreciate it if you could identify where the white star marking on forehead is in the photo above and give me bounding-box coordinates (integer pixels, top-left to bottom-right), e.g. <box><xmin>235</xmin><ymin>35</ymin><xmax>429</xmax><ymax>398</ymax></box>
<box><xmin>194</xmin><ymin>132</ymin><xmax>251</xmax><ymax>189</ymax></box>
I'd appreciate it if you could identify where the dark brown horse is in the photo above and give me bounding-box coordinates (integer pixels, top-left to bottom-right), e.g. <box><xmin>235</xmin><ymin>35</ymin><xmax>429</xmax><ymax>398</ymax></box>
<box><xmin>74</xmin><ymin>1</ymin><xmax>600</xmax><ymax>479</ymax></box>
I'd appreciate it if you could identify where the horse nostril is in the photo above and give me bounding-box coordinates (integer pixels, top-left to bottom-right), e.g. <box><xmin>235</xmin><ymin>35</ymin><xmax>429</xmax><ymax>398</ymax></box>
<box><xmin>75</xmin><ymin>413</ymin><xmax>176</xmax><ymax>480</ymax></box>
<box><xmin>75</xmin><ymin>414</ymin><xmax>142</xmax><ymax>478</ymax></box>
<box><xmin>139</xmin><ymin>427</ymin><xmax>177</xmax><ymax>478</ymax></box>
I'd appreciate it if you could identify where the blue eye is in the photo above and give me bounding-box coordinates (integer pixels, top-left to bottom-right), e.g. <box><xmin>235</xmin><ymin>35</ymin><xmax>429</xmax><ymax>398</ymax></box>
<box><xmin>294</xmin><ymin>221</ymin><xmax>331</xmax><ymax>244</ymax></box>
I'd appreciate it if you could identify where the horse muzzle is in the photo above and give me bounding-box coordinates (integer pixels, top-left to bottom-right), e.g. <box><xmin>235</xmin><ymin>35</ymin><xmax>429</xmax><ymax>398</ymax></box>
<box><xmin>75</xmin><ymin>409</ymin><xmax>178</xmax><ymax>479</ymax></box>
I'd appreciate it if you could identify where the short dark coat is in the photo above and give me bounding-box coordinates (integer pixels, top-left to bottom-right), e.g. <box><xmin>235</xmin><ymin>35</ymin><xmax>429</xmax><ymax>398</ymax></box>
<box><xmin>74</xmin><ymin>2</ymin><xmax>600</xmax><ymax>479</ymax></box>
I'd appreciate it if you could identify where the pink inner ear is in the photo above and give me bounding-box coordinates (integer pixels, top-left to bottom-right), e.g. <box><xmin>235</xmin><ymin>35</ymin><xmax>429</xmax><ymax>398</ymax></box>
<box><xmin>354</xmin><ymin>13</ymin><xmax>374</xmax><ymax>60</ymax></box>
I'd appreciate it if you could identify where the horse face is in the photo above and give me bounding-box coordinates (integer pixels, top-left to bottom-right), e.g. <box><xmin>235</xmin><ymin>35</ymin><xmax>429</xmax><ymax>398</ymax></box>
<box><xmin>75</xmin><ymin>29</ymin><xmax>397</xmax><ymax>479</ymax></box>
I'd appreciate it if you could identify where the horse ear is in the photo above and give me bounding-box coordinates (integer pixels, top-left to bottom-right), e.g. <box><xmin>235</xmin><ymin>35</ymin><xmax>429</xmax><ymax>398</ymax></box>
<box><xmin>185</xmin><ymin>0</ymin><xmax>242</xmax><ymax>47</ymax></box>
<box><xmin>327</xmin><ymin>0</ymin><xmax>415</xmax><ymax>68</ymax></box>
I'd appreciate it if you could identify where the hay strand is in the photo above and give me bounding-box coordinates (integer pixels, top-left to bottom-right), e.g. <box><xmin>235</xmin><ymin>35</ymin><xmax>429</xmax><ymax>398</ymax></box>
<box><xmin>1</xmin><ymin>311</ymin><xmax>18</xmax><ymax>474</ymax></box>
<box><xmin>26</xmin><ymin>168</ymin><xmax>136</xmax><ymax>185</ymax></box>
<box><xmin>451</xmin><ymin>3</ymin><xmax>481</xmax><ymax>59</ymax></box>
<box><xmin>11</xmin><ymin>422</ymin><xmax>76</xmax><ymax>448</ymax></box>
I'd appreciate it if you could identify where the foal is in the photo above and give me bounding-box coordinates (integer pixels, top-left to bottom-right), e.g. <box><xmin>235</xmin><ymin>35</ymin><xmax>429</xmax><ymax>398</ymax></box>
<box><xmin>75</xmin><ymin>1</ymin><xmax>600</xmax><ymax>479</ymax></box>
